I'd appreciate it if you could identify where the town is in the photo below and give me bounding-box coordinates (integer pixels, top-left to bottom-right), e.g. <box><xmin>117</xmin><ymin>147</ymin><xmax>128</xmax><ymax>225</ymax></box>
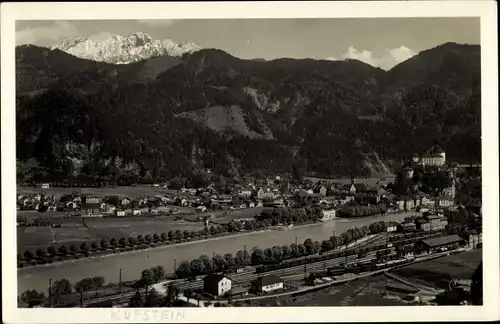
<box><xmin>17</xmin><ymin>146</ymin><xmax>483</xmax><ymax>308</ymax></box>
<box><xmin>12</xmin><ymin>14</ymin><xmax>486</xmax><ymax>315</ymax></box>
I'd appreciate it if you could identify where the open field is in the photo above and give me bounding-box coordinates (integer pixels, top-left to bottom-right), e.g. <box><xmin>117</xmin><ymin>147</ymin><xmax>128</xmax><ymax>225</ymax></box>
<box><xmin>18</xmin><ymin>210</ymin><xmax>418</xmax><ymax>294</ymax></box>
<box><xmin>17</xmin><ymin>217</ymin><xmax>206</xmax><ymax>251</ymax></box>
<box><xmin>181</xmin><ymin>207</ymin><xmax>268</xmax><ymax>224</ymax></box>
<box><xmin>17</xmin><ymin>210</ymin><xmax>71</xmax><ymax>219</ymax></box>
<box><xmin>254</xmin><ymin>275</ymin><xmax>417</xmax><ymax>306</ymax></box>
<box><xmin>210</xmin><ymin>207</ymin><xmax>268</xmax><ymax>224</ymax></box>
<box><xmin>17</xmin><ymin>185</ymin><xmax>179</xmax><ymax>200</ymax></box>
<box><xmin>393</xmin><ymin>248</ymin><xmax>482</xmax><ymax>288</ymax></box>
<box><xmin>17</xmin><ymin>227</ymin><xmax>55</xmax><ymax>250</ymax></box>
<box><xmin>85</xmin><ymin>218</ymin><xmax>204</xmax><ymax>238</ymax></box>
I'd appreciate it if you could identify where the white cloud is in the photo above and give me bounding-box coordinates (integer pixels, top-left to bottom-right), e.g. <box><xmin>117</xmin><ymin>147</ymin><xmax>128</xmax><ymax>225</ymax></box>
<box><xmin>340</xmin><ymin>45</ymin><xmax>417</xmax><ymax>70</ymax></box>
<box><xmin>16</xmin><ymin>21</ymin><xmax>79</xmax><ymax>46</ymax></box>
<box><xmin>136</xmin><ymin>20</ymin><xmax>179</xmax><ymax>27</ymax></box>
<box><xmin>325</xmin><ymin>56</ymin><xmax>338</xmax><ymax>61</ymax></box>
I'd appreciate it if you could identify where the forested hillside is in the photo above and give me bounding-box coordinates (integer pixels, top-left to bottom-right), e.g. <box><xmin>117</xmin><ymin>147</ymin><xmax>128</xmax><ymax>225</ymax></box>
<box><xmin>15</xmin><ymin>42</ymin><xmax>481</xmax><ymax>184</ymax></box>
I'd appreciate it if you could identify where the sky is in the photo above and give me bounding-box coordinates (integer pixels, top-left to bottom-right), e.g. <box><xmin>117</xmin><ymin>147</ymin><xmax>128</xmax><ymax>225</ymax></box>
<box><xmin>16</xmin><ymin>18</ymin><xmax>480</xmax><ymax>70</ymax></box>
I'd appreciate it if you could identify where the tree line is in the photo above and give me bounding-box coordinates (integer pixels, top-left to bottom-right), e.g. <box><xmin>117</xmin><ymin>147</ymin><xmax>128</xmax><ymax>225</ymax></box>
<box><xmin>19</xmin><ymin>276</ymin><xmax>106</xmax><ymax>307</ymax></box>
<box><xmin>18</xmin><ymin>206</ymin><xmax>325</xmax><ymax>267</ymax></box>
<box><xmin>338</xmin><ymin>203</ymin><xmax>388</xmax><ymax>218</ymax></box>
<box><xmin>172</xmin><ymin>219</ymin><xmax>392</xmax><ymax>279</ymax></box>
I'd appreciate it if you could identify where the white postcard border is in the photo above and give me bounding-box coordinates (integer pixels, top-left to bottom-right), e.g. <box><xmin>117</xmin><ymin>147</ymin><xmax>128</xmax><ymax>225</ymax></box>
<box><xmin>2</xmin><ymin>1</ymin><xmax>498</xmax><ymax>323</ymax></box>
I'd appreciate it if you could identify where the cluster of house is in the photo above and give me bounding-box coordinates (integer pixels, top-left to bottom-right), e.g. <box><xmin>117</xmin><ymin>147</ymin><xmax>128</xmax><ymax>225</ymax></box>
<box><xmin>16</xmin><ymin>193</ymin><xmax>57</xmax><ymax>211</ymax></box>
<box><xmin>399</xmin><ymin>230</ymin><xmax>482</xmax><ymax>259</ymax></box>
<box><xmin>18</xmin><ymin>146</ymin><xmax>470</xmax><ymax>222</ymax></box>
<box><xmin>398</xmin><ymin>211</ymin><xmax>449</xmax><ymax>233</ymax></box>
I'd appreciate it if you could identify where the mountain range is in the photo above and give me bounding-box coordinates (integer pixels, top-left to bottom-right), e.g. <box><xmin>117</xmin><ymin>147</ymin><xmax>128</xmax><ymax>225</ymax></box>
<box><xmin>15</xmin><ymin>38</ymin><xmax>481</xmax><ymax>184</ymax></box>
<box><xmin>50</xmin><ymin>32</ymin><xmax>201</xmax><ymax>64</ymax></box>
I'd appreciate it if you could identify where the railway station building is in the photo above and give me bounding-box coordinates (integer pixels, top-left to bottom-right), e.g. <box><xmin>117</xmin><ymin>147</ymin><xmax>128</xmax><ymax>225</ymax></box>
<box><xmin>419</xmin><ymin>234</ymin><xmax>465</xmax><ymax>253</ymax></box>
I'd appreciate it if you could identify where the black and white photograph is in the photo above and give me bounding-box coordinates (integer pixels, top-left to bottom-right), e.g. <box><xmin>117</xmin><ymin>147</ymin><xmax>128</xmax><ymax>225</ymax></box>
<box><xmin>1</xmin><ymin>1</ymin><xmax>498</xmax><ymax>323</ymax></box>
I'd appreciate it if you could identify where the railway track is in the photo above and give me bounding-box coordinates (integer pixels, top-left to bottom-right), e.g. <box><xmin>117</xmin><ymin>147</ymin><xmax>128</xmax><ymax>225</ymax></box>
<box><xmin>80</xmin><ymin>231</ymin><xmax>443</xmax><ymax>307</ymax></box>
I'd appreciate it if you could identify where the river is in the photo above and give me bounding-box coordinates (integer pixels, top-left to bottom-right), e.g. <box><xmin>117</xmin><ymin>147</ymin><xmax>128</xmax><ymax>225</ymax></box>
<box><xmin>17</xmin><ymin>211</ymin><xmax>416</xmax><ymax>294</ymax></box>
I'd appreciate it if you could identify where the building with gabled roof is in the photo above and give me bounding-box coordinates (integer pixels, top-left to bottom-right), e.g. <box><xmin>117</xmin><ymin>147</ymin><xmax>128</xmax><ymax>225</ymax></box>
<box><xmin>420</xmin><ymin>234</ymin><xmax>464</xmax><ymax>252</ymax></box>
<box><xmin>251</xmin><ymin>275</ymin><xmax>284</xmax><ymax>293</ymax></box>
<box><xmin>413</xmin><ymin>145</ymin><xmax>446</xmax><ymax>167</ymax></box>
<box><xmin>203</xmin><ymin>273</ymin><xmax>232</xmax><ymax>296</ymax></box>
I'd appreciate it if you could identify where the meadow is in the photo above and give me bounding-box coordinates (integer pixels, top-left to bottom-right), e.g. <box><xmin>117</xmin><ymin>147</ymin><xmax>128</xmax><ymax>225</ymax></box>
<box><xmin>17</xmin><ymin>216</ymin><xmax>205</xmax><ymax>252</ymax></box>
<box><xmin>17</xmin><ymin>184</ymin><xmax>179</xmax><ymax>200</ymax></box>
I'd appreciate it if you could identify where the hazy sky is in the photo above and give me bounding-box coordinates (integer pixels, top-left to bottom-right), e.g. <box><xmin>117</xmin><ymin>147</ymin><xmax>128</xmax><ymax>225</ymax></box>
<box><xmin>16</xmin><ymin>18</ymin><xmax>479</xmax><ymax>70</ymax></box>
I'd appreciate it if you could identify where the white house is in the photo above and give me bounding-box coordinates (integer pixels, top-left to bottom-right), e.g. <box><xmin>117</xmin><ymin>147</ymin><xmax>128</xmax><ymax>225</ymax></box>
<box><xmin>203</xmin><ymin>274</ymin><xmax>232</xmax><ymax>296</ymax></box>
<box><xmin>86</xmin><ymin>197</ymin><xmax>101</xmax><ymax>204</ymax></box>
<box><xmin>66</xmin><ymin>201</ymin><xmax>78</xmax><ymax>210</ymax></box>
<box><xmin>41</xmin><ymin>183</ymin><xmax>50</xmax><ymax>189</ymax></box>
<box><xmin>252</xmin><ymin>275</ymin><xmax>284</xmax><ymax>293</ymax></box>
<box><xmin>435</xmin><ymin>197</ymin><xmax>454</xmax><ymax>208</ymax></box>
<box><xmin>101</xmin><ymin>203</ymin><xmax>116</xmax><ymax>214</ymax></box>
<box><xmin>238</xmin><ymin>189</ymin><xmax>253</xmax><ymax>197</ymax></box>
<box><xmin>196</xmin><ymin>206</ymin><xmax>207</xmax><ymax>213</ymax></box>
<box><xmin>255</xmin><ymin>188</ymin><xmax>265</xmax><ymax>199</ymax></box>
<box><xmin>116</xmin><ymin>210</ymin><xmax>126</xmax><ymax>216</ymax></box>
<box><xmin>132</xmin><ymin>209</ymin><xmax>142</xmax><ymax>216</ymax></box>
<box><xmin>386</xmin><ymin>223</ymin><xmax>398</xmax><ymax>232</ymax></box>
<box><xmin>420</xmin><ymin>196</ymin><xmax>434</xmax><ymax>206</ymax></box>
<box><xmin>414</xmin><ymin>145</ymin><xmax>446</xmax><ymax>167</ymax></box>
<box><xmin>248</xmin><ymin>202</ymin><xmax>256</xmax><ymax>208</ymax></box>
<box><xmin>321</xmin><ymin>209</ymin><xmax>336</xmax><ymax>220</ymax></box>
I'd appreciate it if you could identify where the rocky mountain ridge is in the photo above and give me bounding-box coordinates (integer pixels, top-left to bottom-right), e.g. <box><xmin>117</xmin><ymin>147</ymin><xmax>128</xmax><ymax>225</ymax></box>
<box><xmin>50</xmin><ymin>32</ymin><xmax>201</xmax><ymax>64</ymax></box>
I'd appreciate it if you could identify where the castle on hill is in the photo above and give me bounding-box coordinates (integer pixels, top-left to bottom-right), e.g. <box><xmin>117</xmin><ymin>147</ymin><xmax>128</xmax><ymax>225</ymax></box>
<box><xmin>412</xmin><ymin>144</ymin><xmax>446</xmax><ymax>167</ymax></box>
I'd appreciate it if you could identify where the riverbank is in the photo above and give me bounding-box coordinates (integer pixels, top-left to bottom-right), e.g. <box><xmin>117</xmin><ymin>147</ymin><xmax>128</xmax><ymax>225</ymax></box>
<box><xmin>18</xmin><ymin>222</ymin><xmax>324</xmax><ymax>271</ymax></box>
<box><xmin>17</xmin><ymin>211</ymin><xmax>416</xmax><ymax>294</ymax></box>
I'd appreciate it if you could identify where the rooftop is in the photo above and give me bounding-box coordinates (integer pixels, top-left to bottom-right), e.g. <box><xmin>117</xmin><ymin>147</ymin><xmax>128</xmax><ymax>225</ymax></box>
<box><xmin>253</xmin><ymin>274</ymin><xmax>282</xmax><ymax>287</ymax></box>
<box><xmin>203</xmin><ymin>273</ymin><xmax>228</xmax><ymax>283</ymax></box>
<box><xmin>422</xmin><ymin>234</ymin><xmax>464</xmax><ymax>248</ymax></box>
<box><xmin>229</xmin><ymin>286</ymin><xmax>248</xmax><ymax>296</ymax></box>
<box><xmin>428</xmin><ymin>145</ymin><xmax>445</xmax><ymax>154</ymax></box>
<box><xmin>81</xmin><ymin>203</ymin><xmax>101</xmax><ymax>209</ymax></box>
<box><xmin>424</xmin><ymin>214</ymin><xmax>443</xmax><ymax>220</ymax></box>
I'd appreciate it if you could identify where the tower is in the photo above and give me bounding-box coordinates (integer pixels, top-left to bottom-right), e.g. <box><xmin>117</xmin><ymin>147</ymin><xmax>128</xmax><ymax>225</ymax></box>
<box><xmin>402</xmin><ymin>165</ymin><xmax>414</xmax><ymax>180</ymax></box>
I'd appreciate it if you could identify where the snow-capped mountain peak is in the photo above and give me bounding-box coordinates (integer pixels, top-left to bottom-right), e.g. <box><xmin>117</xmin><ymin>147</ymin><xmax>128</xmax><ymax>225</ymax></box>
<box><xmin>50</xmin><ymin>32</ymin><xmax>201</xmax><ymax>64</ymax></box>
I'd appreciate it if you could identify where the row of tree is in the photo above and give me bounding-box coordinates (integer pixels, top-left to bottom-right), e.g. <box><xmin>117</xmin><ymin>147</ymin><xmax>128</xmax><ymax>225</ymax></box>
<box><xmin>172</xmin><ymin>220</ymin><xmax>394</xmax><ymax>279</ymax></box>
<box><xmin>128</xmin><ymin>283</ymin><xmax>180</xmax><ymax>307</ymax></box>
<box><xmin>338</xmin><ymin>204</ymin><xmax>388</xmax><ymax>218</ymax></box>
<box><xmin>20</xmin><ymin>206</ymin><xmax>328</xmax><ymax>265</ymax></box>
<box><xmin>256</xmin><ymin>206</ymin><xmax>323</xmax><ymax>223</ymax></box>
<box><xmin>74</xmin><ymin>276</ymin><xmax>106</xmax><ymax>293</ymax></box>
<box><xmin>19</xmin><ymin>225</ymin><xmax>237</xmax><ymax>264</ymax></box>
<box><xmin>20</xmin><ymin>276</ymin><xmax>106</xmax><ymax>307</ymax></box>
